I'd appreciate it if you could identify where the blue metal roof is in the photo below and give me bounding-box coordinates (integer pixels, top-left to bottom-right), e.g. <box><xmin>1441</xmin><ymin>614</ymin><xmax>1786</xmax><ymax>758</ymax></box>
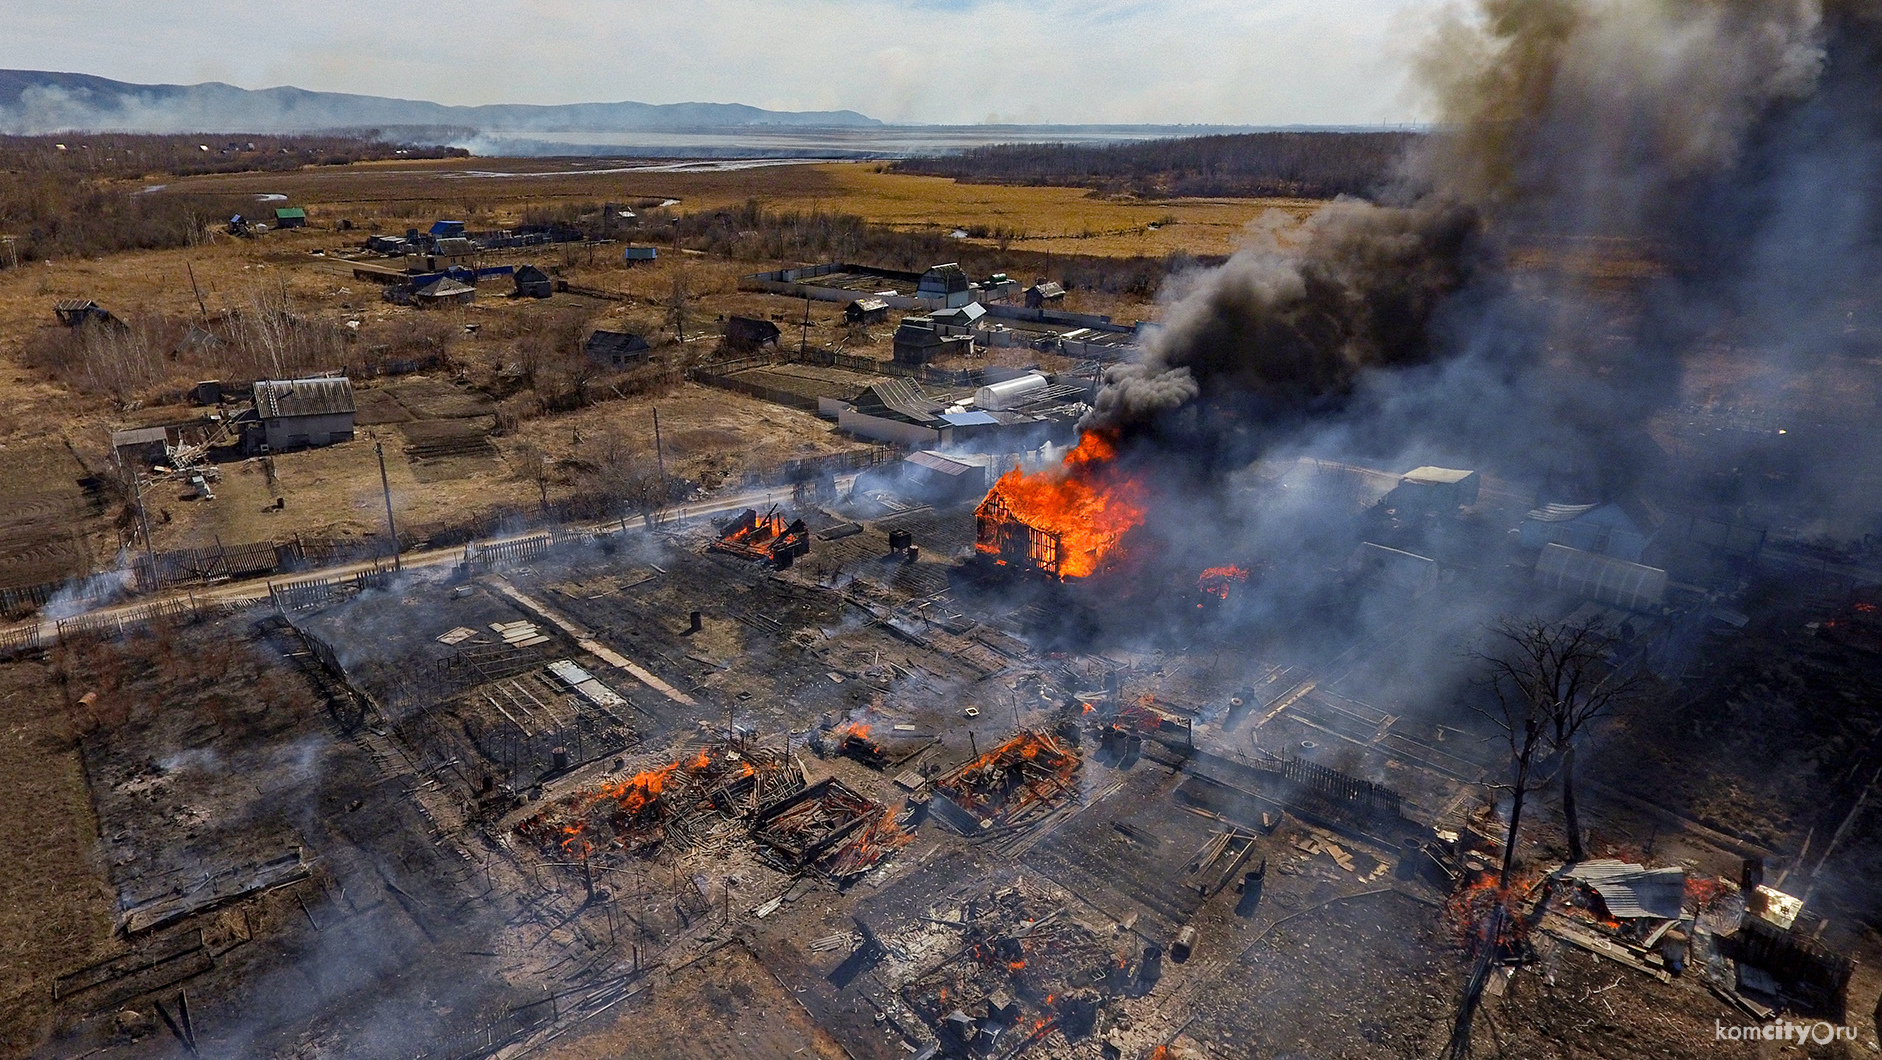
<box><xmin>940</xmin><ymin>411</ymin><xmax>998</xmax><ymax>427</ymax></box>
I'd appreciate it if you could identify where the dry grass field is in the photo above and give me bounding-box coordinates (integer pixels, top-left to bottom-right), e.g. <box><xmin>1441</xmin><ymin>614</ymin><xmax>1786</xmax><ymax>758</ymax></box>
<box><xmin>155</xmin><ymin>160</ymin><xmax>1309</xmax><ymax>258</ymax></box>
<box><xmin>0</xmin><ymin>657</ymin><xmax>117</xmax><ymax>1056</ymax></box>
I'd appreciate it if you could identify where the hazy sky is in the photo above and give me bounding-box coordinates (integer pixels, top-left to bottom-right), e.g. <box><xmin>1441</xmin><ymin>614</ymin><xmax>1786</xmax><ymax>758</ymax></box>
<box><xmin>7</xmin><ymin>0</ymin><xmax>1443</xmax><ymax>126</ymax></box>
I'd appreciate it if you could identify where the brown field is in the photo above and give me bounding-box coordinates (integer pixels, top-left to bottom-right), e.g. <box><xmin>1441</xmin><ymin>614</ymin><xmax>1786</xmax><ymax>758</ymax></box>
<box><xmin>0</xmin><ymin>657</ymin><xmax>117</xmax><ymax>1056</ymax></box>
<box><xmin>155</xmin><ymin>160</ymin><xmax>1310</xmax><ymax>258</ymax></box>
<box><xmin>0</xmin><ymin>232</ymin><xmax>889</xmax><ymax>583</ymax></box>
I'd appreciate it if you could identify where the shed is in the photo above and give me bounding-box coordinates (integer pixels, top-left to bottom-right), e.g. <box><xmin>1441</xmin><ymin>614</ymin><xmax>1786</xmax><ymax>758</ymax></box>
<box><xmin>853</xmin><ymin>379</ymin><xmax>944</xmax><ymax>425</ymax></box>
<box><xmin>54</xmin><ymin>299</ymin><xmax>116</xmax><ymax>327</ymax></box>
<box><xmin>273</xmin><ymin>207</ymin><xmax>307</xmax><ymax>229</ymax></box>
<box><xmin>930</xmin><ymin>302</ymin><xmax>987</xmax><ymax>333</ymax></box>
<box><xmin>842</xmin><ymin>379</ymin><xmax>951</xmax><ymax>444</ymax></box>
<box><xmin>903</xmin><ymin>449</ymin><xmax>992</xmax><ymax>502</ymax></box>
<box><xmin>844</xmin><ymin>298</ymin><xmax>890</xmax><ymax>326</ymax></box>
<box><xmin>1520</xmin><ymin>500</ymin><xmax>1658</xmax><ymax>561</ymax></box>
<box><xmin>622</xmin><ymin>246</ymin><xmax>659</xmax><ymax>263</ymax></box>
<box><xmin>1534</xmin><ymin>543</ymin><xmax>1667</xmax><ymax>612</ymax></box>
<box><xmin>249</xmin><ymin>377</ymin><xmax>356</xmax><ymax>452</ymax></box>
<box><xmin>412</xmin><ymin>277</ymin><xmax>475</xmax><ymax>308</ymax></box>
<box><xmin>917</xmin><ymin>263</ymin><xmax>974</xmax><ymax>308</ymax></box>
<box><xmin>724</xmin><ymin>316</ymin><xmax>782</xmax><ymax>351</ymax></box>
<box><xmin>892</xmin><ymin>317</ymin><xmax>971</xmax><ymax>365</ymax></box>
<box><xmin>429</xmin><ymin>220</ymin><xmax>466</xmax><ymax>240</ymax></box>
<box><xmin>1355</xmin><ymin>542</ymin><xmax>1438</xmax><ymax>594</ymax></box>
<box><xmin>584</xmin><ymin>330</ymin><xmax>652</xmax><ymax>368</ymax></box>
<box><xmin>513</xmin><ymin>265</ymin><xmax>553</xmax><ymax>299</ymax></box>
<box><xmin>110</xmin><ymin>426</ymin><xmax>172</xmax><ymax>469</ymax></box>
<box><xmin>1389</xmin><ymin>467</ymin><xmax>1481</xmax><ymax>511</ymax></box>
<box><xmin>1024</xmin><ymin>281</ymin><xmax>1066</xmax><ymax>309</ymax></box>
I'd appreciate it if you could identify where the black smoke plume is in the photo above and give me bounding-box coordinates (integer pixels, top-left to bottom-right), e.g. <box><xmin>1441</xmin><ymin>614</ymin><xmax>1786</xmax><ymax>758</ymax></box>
<box><xmin>1089</xmin><ymin>0</ymin><xmax>1882</xmax><ymax>530</ymax></box>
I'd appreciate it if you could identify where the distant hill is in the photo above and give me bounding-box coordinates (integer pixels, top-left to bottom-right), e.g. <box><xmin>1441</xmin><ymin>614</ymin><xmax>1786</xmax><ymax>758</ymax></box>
<box><xmin>0</xmin><ymin>69</ymin><xmax>884</xmax><ymax>135</ymax></box>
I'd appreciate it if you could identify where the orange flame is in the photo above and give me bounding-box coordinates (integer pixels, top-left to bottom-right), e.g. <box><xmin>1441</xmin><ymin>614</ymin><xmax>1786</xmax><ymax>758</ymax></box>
<box><xmin>1199</xmin><ymin>564</ymin><xmax>1250</xmax><ymax>600</ymax></box>
<box><xmin>975</xmin><ymin>431</ymin><xmax>1145</xmax><ymax>579</ymax></box>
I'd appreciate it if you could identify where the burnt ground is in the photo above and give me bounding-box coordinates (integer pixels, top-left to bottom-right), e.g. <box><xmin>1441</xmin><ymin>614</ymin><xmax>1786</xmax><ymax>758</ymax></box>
<box><xmin>3</xmin><ymin>487</ymin><xmax>1882</xmax><ymax>1060</ymax></box>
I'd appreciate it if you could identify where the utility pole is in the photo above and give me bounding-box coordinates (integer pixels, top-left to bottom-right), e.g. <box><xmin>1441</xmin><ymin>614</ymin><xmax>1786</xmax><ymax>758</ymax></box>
<box><xmin>652</xmin><ymin>407</ymin><xmax>667</xmax><ymax>496</ymax></box>
<box><xmin>185</xmin><ymin>261</ymin><xmax>208</xmax><ymax>324</ymax></box>
<box><xmin>129</xmin><ymin>464</ymin><xmax>159</xmax><ymax>593</ymax></box>
<box><xmin>799</xmin><ymin>296</ymin><xmax>811</xmax><ymax>358</ymax></box>
<box><xmin>375</xmin><ymin>440</ymin><xmax>400</xmax><ymax>571</ymax></box>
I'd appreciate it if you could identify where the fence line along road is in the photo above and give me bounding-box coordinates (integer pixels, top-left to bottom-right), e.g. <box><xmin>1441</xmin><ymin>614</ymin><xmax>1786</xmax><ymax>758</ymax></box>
<box><xmin>0</xmin><ymin>475</ymin><xmax>859</xmax><ymax>651</ymax></box>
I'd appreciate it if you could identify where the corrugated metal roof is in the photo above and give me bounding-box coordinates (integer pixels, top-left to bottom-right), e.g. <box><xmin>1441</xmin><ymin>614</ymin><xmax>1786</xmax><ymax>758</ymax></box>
<box><xmin>415</xmin><ymin>278</ymin><xmax>474</xmax><ymax>298</ymax></box>
<box><xmin>1403</xmin><ymin>466</ymin><xmax>1475</xmax><ymax>485</ymax></box>
<box><xmin>906</xmin><ymin>450</ymin><xmax>977</xmax><ymax>476</ymax></box>
<box><xmin>110</xmin><ymin>426</ymin><xmax>170</xmax><ymax>447</ymax></box>
<box><xmin>585</xmin><ymin>330</ymin><xmax>651</xmax><ymax>358</ymax></box>
<box><xmin>1566</xmin><ymin>860</ymin><xmax>1686</xmax><ymax>919</ymax></box>
<box><xmin>857</xmin><ymin>379</ymin><xmax>943</xmax><ymax>424</ymax></box>
<box><xmin>254</xmin><ymin>377</ymin><xmax>356</xmax><ymax>419</ymax></box>
<box><xmin>1535</xmin><ymin>543</ymin><xmax>1667</xmax><ymax>611</ymax></box>
<box><xmin>1526</xmin><ymin>502</ymin><xmax>1602</xmax><ymax>523</ymax></box>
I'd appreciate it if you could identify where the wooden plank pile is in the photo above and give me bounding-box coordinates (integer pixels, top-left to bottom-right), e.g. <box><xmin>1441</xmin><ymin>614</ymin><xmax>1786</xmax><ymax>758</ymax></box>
<box><xmin>934</xmin><ymin>730</ymin><xmax>1081</xmax><ymax>831</ymax></box>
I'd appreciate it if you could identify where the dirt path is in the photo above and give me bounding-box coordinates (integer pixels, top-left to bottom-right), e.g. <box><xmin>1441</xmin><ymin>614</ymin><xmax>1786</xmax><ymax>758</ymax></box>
<box><xmin>1</xmin><ymin>477</ymin><xmax>858</xmax><ymax>644</ymax></box>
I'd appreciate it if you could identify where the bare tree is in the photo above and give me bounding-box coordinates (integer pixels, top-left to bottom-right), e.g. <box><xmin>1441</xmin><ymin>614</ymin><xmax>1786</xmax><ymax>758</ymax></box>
<box><xmin>664</xmin><ymin>264</ymin><xmax>694</xmax><ymax>344</ymax></box>
<box><xmin>1474</xmin><ymin>631</ymin><xmax>1557</xmax><ymax>888</ymax></box>
<box><xmin>512</xmin><ymin>443</ymin><xmax>551</xmax><ymax>515</ymax></box>
<box><xmin>1480</xmin><ymin>617</ymin><xmax>1646</xmax><ymax>866</ymax></box>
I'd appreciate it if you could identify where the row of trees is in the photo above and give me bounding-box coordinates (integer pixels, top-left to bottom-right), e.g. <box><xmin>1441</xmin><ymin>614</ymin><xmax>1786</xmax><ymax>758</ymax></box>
<box><xmin>0</xmin><ymin>133</ymin><xmax>464</xmax><ymax>263</ymax></box>
<box><xmin>630</xmin><ymin>198</ymin><xmax>1187</xmax><ymax>299</ymax></box>
<box><xmin>892</xmin><ymin>131</ymin><xmax>1421</xmax><ymax>200</ymax></box>
<box><xmin>0</xmin><ymin>133</ymin><xmax>464</xmax><ymax>179</ymax></box>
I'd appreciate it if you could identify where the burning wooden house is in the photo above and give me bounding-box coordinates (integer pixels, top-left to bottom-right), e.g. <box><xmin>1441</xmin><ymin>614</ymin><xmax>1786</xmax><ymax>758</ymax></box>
<box><xmin>710</xmin><ymin>507</ymin><xmax>810</xmax><ymax>568</ymax></box>
<box><xmin>752</xmin><ymin>778</ymin><xmax>911</xmax><ymax>880</ymax></box>
<box><xmin>514</xmin><ymin>743</ymin><xmax>800</xmax><ymax>862</ymax></box>
<box><xmin>973</xmin><ymin>433</ymin><xmax>1143</xmax><ymax>581</ymax></box>
<box><xmin>932</xmin><ymin>730</ymin><xmax>1081</xmax><ymax>832</ymax></box>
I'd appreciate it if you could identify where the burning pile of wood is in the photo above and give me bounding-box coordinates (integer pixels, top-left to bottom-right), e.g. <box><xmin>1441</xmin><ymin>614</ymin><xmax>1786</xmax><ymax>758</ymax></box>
<box><xmin>710</xmin><ymin>506</ymin><xmax>810</xmax><ymax>568</ymax></box>
<box><xmin>752</xmin><ymin>777</ymin><xmax>912</xmax><ymax>880</ymax></box>
<box><xmin>933</xmin><ymin>730</ymin><xmax>1081</xmax><ymax>831</ymax></box>
<box><xmin>828</xmin><ymin>720</ymin><xmax>932</xmax><ymax>771</ymax></box>
<box><xmin>514</xmin><ymin>743</ymin><xmax>801</xmax><ymax>861</ymax></box>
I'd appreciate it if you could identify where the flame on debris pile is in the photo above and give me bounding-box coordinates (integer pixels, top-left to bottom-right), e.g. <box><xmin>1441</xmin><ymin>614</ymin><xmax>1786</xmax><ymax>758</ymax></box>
<box><xmin>935</xmin><ymin>730</ymin><xmax>1081</xmax><ymax>827</ymax></box>
<box><xmin>711</xmin><ymin>506</ymin><xmax>810</xmax><ymax>566</ymax></box>
<box><xmin>515</xmin><ymin>744</ymin><xmax>779</xmax><ymax>860</ymax></box>
<box><xmin>1443</xmin><ymin>872</ymin><xmax>1534</xmax><ymax>956</ymax></box>
<box><xmin>1198</xmin><ymin>565</ymin><xmax>1250</xmax><ymax>601</ymax></box>
<box><xmin>975</xmin><ymin>432</ymin><xmax>1146</xmax><ymax>580</ymax></box>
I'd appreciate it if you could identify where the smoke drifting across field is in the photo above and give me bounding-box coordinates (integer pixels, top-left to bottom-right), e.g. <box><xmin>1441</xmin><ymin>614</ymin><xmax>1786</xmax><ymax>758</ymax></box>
<box><xmin>1094</xmin><ymin>0</ymin><xmax>1878</xmax><ymax>528</ymax></box>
